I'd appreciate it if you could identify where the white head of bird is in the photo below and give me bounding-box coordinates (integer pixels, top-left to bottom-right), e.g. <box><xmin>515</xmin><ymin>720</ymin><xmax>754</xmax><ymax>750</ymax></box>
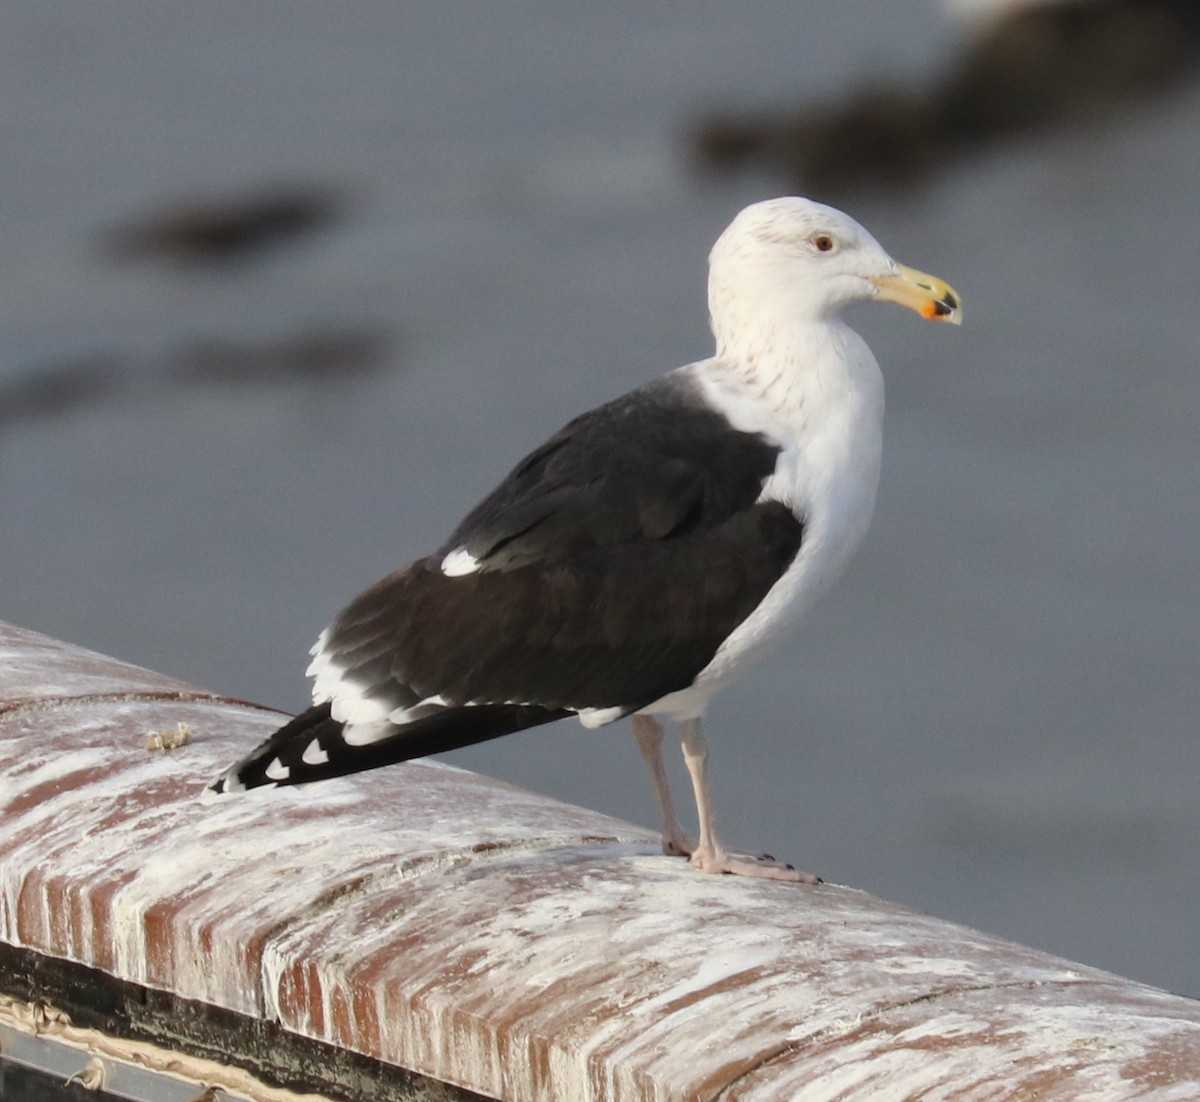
<box><xmin>707</xmin><ymin>197</ymin><xmax>961</xmax><ymax>363</ymax></box>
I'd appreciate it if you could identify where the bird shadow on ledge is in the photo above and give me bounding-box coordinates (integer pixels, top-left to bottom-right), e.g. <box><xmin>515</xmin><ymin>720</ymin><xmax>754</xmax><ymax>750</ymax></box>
<box><xmin>689</xmin><ymin>0</ymin><xmax>1200</xmax><ymax>196</ymax></box>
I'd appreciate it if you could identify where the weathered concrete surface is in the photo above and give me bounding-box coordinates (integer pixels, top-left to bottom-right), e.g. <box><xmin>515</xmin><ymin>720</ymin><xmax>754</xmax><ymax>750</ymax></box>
<box><xmin>1</xmin><ymin>618</ymin><xmax>1198</xmax><ymax>1100</ymax></box>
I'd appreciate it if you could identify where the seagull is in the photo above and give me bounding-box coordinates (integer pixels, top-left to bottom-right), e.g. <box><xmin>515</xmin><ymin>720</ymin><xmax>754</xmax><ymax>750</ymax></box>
<box><xmin>209</xmin><ymin>196</ymin><xmax>961</xmax><ymax>883</ymax></box>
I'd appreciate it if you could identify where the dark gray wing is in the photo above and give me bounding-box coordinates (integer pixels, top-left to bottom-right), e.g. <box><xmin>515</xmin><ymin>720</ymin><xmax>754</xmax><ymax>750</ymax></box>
<box><xmin>435</xmin><ymin>374</ymin><xmax>785</xmax><ymax>572</ymax></box>
<box><xmin>316</xmin><ymin>373</ymin><xmax>804</xmax><ymax>718</ymax></box>
<box><xmin>329</xmin><ymin>500</ymin><xmax>803</xmax><ymax>715</ymax></box>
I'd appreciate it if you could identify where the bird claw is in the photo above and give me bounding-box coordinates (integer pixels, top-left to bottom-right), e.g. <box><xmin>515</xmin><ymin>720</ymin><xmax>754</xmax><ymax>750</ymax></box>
<box><xmin>689</xmin><ymin>847</ymin><xmax>820</xmax><ymax>884</ymax></box>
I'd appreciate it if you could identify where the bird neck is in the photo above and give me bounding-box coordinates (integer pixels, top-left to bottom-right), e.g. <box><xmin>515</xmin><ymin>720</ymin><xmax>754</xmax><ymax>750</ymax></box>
<box><xmin>711</xmin><ymin>307</ymin><xmax>861</xmax><ymax>385</ymax></box>
<box><xmin>700</xmin><ymin>311</ymin><xmax>884</xmax><ymax>450</ymax></box>
<box><xmin>709</xmin><ymin>261</ymin><xmax>842</xmax><ymax>352</ymax></box>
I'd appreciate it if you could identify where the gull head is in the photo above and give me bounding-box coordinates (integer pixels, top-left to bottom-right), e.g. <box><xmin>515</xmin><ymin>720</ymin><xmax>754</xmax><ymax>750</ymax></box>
<box><xmin>708</xmin><ymin>197</ymin><xmax>961</xmax><ymax>348</ymax></box>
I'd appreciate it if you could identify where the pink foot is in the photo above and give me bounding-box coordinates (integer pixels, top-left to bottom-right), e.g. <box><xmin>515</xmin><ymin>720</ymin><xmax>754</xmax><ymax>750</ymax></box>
<box><xmin>689</xmin><ymin>847</ymin><xmax>820</xmax><ymax>884</ymax></box>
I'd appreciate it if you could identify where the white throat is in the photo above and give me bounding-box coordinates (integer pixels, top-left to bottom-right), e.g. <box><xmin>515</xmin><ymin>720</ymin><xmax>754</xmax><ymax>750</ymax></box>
<box><xmin>704</xmin><ymin>316</ymin><xmax>884</xmax><ymax>448</ymax></box>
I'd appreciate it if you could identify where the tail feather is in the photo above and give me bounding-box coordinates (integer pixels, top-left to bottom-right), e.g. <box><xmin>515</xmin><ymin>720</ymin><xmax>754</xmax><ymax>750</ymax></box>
<box><xmin>207</xmin><ymin>700</ymin><xmax>569</xmax><ymax>794</ymax></box>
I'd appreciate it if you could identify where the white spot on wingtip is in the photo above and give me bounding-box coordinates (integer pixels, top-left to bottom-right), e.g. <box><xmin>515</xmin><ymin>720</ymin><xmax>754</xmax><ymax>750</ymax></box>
<box><xmin>440</xmin><ymin>546</ymin><xmax>481</xmax><ymax>576</ymax></box>
<box><xmin>301</xmin><ymin>740</ymin><xmax>330</xmax><ymax>766</ymax></box>
<box><xmin>201</xmin><ymin>770</ymin><xmax>244</xmax><ymax>801</ymax></box>
<box><xmin>265</xmin><ymin>757</ymin><xmax>290</xmax><ymax>781</ymax></box>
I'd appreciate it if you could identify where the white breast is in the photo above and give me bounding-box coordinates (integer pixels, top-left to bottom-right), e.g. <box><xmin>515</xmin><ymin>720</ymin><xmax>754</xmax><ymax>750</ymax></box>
<box><xmin>641</xmin><ymin>322</ymin><xmax>885</xmax><ymax>721</ymax></box>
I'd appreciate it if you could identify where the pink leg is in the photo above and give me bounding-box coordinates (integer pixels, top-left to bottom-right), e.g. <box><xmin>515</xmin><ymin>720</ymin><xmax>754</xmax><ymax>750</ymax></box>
<box><xmin>632</xmin><ymin>715</ymin><xmax>695</xmax><ymax>856</ymax></box>
<box><xmin>680</xmin><ymin>717</ymin><xmax>819</xmax><ymax>884</ymax></box>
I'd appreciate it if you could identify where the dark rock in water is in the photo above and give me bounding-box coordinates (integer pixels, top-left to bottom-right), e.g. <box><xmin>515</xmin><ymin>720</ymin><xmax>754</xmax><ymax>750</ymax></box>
<box><xmin>690</xmin><ymin>0</ymin><xmax>1200</xmax><ymax>195</ymax></box>
<box><xmin>171</xmin><ymin>328</ymin><xmax>392</xmax><ymax>387</ymax></box>
<box><xmin>943</xmin><ymin>0</ymin><xmax>1200</xmax><ymax>137</ymax></box>
<box><xmin>103</xmin><ymin>186</ymin><xmax>343</xmax><ymax>265</ymax></box>
<box><xmin>0</xmin><ymin>330</ymin><xmax>392</xmax><ymax>432</ymax></box>
<box><xmin>0</xmin><ymin>355</ymin><xmax>124</xmax><ymax>428</ymax></box>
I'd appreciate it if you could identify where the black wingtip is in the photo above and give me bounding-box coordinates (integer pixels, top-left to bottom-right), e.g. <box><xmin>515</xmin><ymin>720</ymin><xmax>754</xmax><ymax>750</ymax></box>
<box><xmin>208</xmin><ymin>700</ymin><xmax>571</xmax><ymax>795</ymax></box>
<box><xmin>207</xmin><ymin>701</ymin><xmax>336</xmax><ymax>794</ymax></box>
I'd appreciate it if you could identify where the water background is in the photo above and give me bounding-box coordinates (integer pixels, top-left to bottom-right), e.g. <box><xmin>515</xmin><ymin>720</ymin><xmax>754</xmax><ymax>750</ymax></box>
<box><xmin>1</xmin><ymin>3</ymin><xmax>1197</xmax><ymax>996</ymax></box>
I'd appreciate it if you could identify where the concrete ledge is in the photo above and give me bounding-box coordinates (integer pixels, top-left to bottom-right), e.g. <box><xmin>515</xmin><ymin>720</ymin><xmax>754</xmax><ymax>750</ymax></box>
<box><xmin>1</xmin><ymin>619</ymin><xmax>1198</xmax><ymax>1100</ymax></box>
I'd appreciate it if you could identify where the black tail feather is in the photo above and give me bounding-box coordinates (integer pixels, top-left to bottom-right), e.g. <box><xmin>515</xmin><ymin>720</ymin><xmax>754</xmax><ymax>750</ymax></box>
<box><xmin>208</xmin><ymin>700</ymin><xmax>569</xmax><ymax>793</ymax></box>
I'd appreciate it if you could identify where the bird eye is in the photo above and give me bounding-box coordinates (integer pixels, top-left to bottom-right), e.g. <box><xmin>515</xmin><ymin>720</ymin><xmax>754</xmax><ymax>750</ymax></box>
<box><xmin>811</xmin><ymin>234</ymin><xmax>836</xmax><ymax>253</ymax></box>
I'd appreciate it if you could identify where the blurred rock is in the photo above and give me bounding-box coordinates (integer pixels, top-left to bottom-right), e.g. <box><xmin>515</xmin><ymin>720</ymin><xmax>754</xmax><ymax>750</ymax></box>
<box><xmin>0</xmin><ymin>355</ymin><xmax>124</xmax><ymax>429</ymax></box>
<box><xmin>103</xmin><ymin>186</ymin><xmax>343</xmax><ymax>265</ymax></box>
<box><xmin>0</xmin><ymin>329</ymin><xmax>391</xmax><ymax>432</ymax></box>
<box><xmin>170</xmin><ymin>328</ymin><xmax>391</xmax><ymax>386</ymax></box>
<box><xmin>691</xmin><ymin>0</ymin><xmax>1200</xmax><ymax>195</ymax></box>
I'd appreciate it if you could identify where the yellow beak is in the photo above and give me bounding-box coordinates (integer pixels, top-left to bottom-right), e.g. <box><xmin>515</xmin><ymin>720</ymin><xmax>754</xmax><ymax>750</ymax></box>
<box><xmin>871</xmin><ymin>264</ymin><xmax>963</xmax><ymax>325</ymax></box>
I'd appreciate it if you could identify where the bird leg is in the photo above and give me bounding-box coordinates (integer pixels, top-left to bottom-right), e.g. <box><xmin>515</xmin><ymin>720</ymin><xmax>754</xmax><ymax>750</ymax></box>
<box><xmin>632</xmin><ymin>715</ymin><xmax>695</xmax><ymax>856</ymax></box>
<box><xmin>679</xmin><ymin>717</ymin><xmax>819</xmax><ymax>884</ymax></box>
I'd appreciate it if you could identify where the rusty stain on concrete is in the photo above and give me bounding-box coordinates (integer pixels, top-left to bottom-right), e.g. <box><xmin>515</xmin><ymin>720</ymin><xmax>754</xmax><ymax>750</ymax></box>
<box><xmin>0</xmin><ymin>619</ymin><xmax>1198</xmax><ymax>1100</ymax></box>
